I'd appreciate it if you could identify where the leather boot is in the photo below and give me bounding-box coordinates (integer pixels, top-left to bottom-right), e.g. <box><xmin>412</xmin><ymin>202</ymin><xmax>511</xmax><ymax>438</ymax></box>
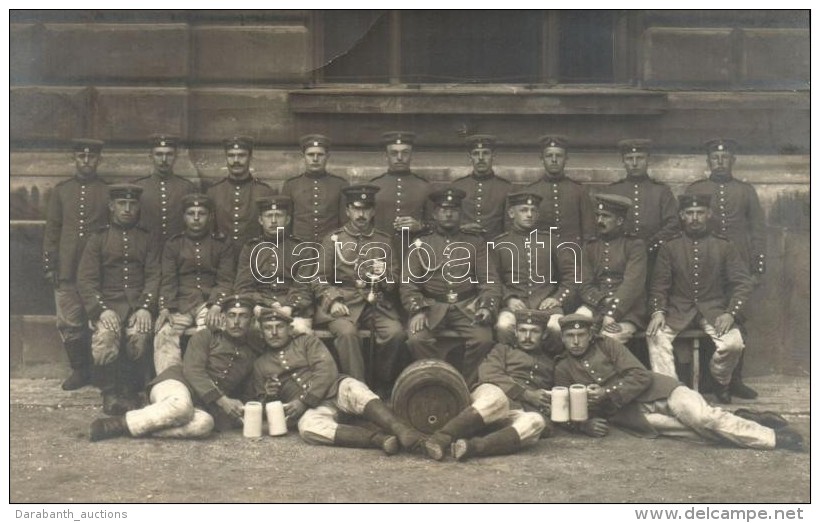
<box><xmin>93</xmin><ymin>363</ymin><xmax>127</xmax><ymax>416</ymax></box>
<box><xmin>334</xmin><ymin>425</ymin><xmax>399</xmax><ymax>455</ymax></box>
<box><xmin>452</xmin><ymin>426</ymin><xmax>522</xmax><ymax>461</ymax></box>
<box><xmin>362</xmin><ymin>399</ymin><xmax>425</xmax><ymax>451</ymax></box>
<box><xmin>61</xmin><ymin>338</ymin><xmax>91</xmax><ymax>391</ymax></box>
<box><xmin>117</xmin><ymin>357</ymin><xmax>146</xmax><ymax>412</ymax></box>
<box><xmin>774</xmin><ymin>427</ymin><xmax>804</xmax><ymax>452</ymax></box>
<box><xmin>729</xmin><ymin>354</ymin><xmax>758</xmax><ymax>399</ymax></box>
<box><xmin>677</xmin><ymin>362</ymin><xmax>693</xmax><ymax>390</ymax></box>
<box><xmin>424</xmin><ymin>407</ymin><xmax>485</xmax><ymax>461</ymax></box>
<box><xmin>714</xmin><ymin>383</ymin><xmax>732</xmax><ymax>404</ymax></box>
<box><xmin>90</xmin><ymin>416</ymin><xmax>128</xmax><ymax>442</ymax></box>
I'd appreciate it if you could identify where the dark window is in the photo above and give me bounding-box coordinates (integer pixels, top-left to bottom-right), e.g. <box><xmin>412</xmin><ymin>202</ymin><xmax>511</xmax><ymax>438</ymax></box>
<box><xmin>319</xmin><ymin>10</ymin><xmax>618</xmax><ymax>85</ymax></box>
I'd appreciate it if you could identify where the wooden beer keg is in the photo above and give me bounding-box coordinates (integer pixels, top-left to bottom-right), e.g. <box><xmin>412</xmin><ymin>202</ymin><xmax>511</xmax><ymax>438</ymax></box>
<box><xmin>390</xmin><ymin>359</ymin><xmax>471</xmax><ymax>434</ymax></box>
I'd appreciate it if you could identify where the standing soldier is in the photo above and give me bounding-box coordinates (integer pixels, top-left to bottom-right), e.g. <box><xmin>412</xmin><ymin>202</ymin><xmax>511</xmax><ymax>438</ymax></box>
<box><xmin>423</xmin><ymin>309</ymin><xmax>557</xmax><ymax>462</ymax></box>
<box><xmin>132</xmin><ymin>134</ymin><xmax>197</xmax><ymax>245</ymax></box>
<box><xmin>314</xmin><ymin>185</ymin><xmax>406</xmax><ymax>393</ymax></box>
<box><xmin>370</xmin><ymin>131</ymin><xmax>432</xmax><ymax>242</ymax></box>
<box><xmin>451</xmin><ymin>134</ymin><xmax>513</xmax><ymax>239</ymax></box>
<box><xmin>607</xmin><ymin>139</ymin><xmax>679</xmax><ymax>257</ymax></box>
<box><xmin>234</xmin><ymin>195</ymin><xmax>315</xmax><ymax>334</ymax></box>
<box><xmin>577</xmin><ymin>194</ymin><xmax>648</xmax><ymax>345</ymax></box>
<box><xmin>526</xmin><ymin>136</ymin><xmax>595</xmax><ymax>244</ymax></box>
<box><xmin>685</xmin><ymin>139</ymin><xmax>766</xmax><ymax>399</ymax></box>
<box><xmin>646</xmin><ymin>194</ymin><xmax>755</xmax><ymax>403</ymax></box>
<box><xmin>77</xmin><ymin>184</ymin><xmax>161</xmax><ymax>415</ymax></box>
<box><xmin>402</xmin><ymin>188</ymin><xmax>501</xmax><ymax>386</ymax></box>
<box><xmin>206</xmin><ymin>136</ymin><xmax>274</xmax><ymax>252</ymax></box>
<box><xmin>153</xmin><ymin>194</ymin><xmax>235</xmax><ymax>374</ymax></box>
<box><xmin>43</xmin><ymin>138</ymin><xmax>110</xmax><ymax>390</ymax></box>
<box><xmin>493</xmin><ymin>192</ymin><xmax>579</xmax><ymax>343</ymax></box>
<box><xmin>280</xmin><ymin>134</ymin><xmax>348</xmax><ymax>243</ymax></box>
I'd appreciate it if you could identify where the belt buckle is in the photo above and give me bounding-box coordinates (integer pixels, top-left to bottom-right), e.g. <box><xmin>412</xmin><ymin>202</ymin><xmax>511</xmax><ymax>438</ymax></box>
<box><xmin>446</xmin><ymin>291</ymin><xmax>458</xmax><ymax>304</ymax></box>
<box><xmin>355</xmin><ymin>280</ymin><xmax>366</xmax><ymax>289</ymax></box>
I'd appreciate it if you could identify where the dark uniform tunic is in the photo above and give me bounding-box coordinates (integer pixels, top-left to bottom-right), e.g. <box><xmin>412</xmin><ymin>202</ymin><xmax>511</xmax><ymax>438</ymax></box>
<box><xmin>401</xmin><ymin>228</ymin><xmax>501</xmax><ymax>323</ymax></box>
<box><xmin>132</xmin><ymin>173</ymin><xmax>197</xmax><ymax>245</ymax></box>
<box><xmin>554</xmin><ymin>337</ymin><xmax>681</xmax><ymax>435</ymax></box>
<box><xmin>43</xmin><ymin>176</ymin><xmax>110</xmax><ymax>282</ymax></box>
<box><xmin>77</xmin><ymin>223</ymin><xmax>161</xmax><ymax>320</ymax></box>
<box><xmin>649</xmin><ymin>232</ymin><xmax>754</xmax><ymax>332</ymax></box>
<box><xmin>402</xmin><ymin>227</ymin><xmax>501</xmax><ymax>385</ymax></box>
<box><xmin>451</xmin><ymin>172</ymin><xmax>513</xmax><ymax>239</ymax></box>
<box><xmin>178</xmin><ymin>329</ymin><xmax>261</xmax><ymax>406</ymax></box>
<box><xmin>280</xmin><ymin>171</ymin><xmax>348</xmax><ymax>243</ymax></box>
<box><xmin>526</xmin><ymin>174</ymin><xmax>596</xmax><ymax>243</ymax></box>
<box><xmin>478</xmin><ymin>343</ymin><xmax>558</xmax><ymax>412</ymax></box>
<box><xmin>607</xmin><ymin>175</ymin><xmax>679</xmax><ymax>252</ymax></box>
<box><xmin>580</xmin><ymin>234</ymin><xmax>648</xmax><ymax>327</ymax></box>
<box><xmin>368</xmin><ymin>170</ymin><xmax>433</xmax><ymax>239</ymax></box>
<box><xmin>234</xmin><ymin>233</ymin><xmax>314</xmax><ymax>314</ymax></box>
<box><xmin>314</xmin><ymin>225</ymin><xmax>401</xmax><ymax>324</ymax></box>
<box><xmin>685</xmin><ymin>176</ymin><xmax>767</xmax><ymax>274</ymax></box>
<box><xmin>205</xmin><ymin>176</ymin><xmax>274</xmax><ymax>246</ymax></box>
<box><xmin>250</xmin><ymin>333</ymin><xmax>341</xmax><ymax>407</ymax></box>
<box><xmin>492</xmin><ymin>228</ymin><xmax>579</xmax><ymax>312</ymax></box>
<box><xmin>159</xmin><ymin>232</ymin><xmax>235</xmax><ymax>315</ymax></box>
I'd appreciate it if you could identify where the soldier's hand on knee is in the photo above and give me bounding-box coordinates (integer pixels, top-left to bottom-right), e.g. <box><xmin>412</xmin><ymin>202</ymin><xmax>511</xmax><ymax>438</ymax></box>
<box><xmin>602</xmin><ymin>316</ymin><xmax>622</xmax><ymax>333</ymax></box>
<box><xmin>538</xmin><ymin>297</ymin><xmax>560</xmax><ymax>311</ymax></box>
<box><xmin>523</xmin><ymin>389</ymin><xmax>551</xmax><ymax>412</ymax></box>
<box><xmin>205</xmin><ymin>305</ymin><xmax>223</xmax><ymax>330</ymax></box>
<box><xmin>714</xmin><ymin>313</ymin><xmax>735</xmax><ymax>337</ymax></box>
<box><xmin>409</xmin><ymin>312</ymin><xmax>428</xmax><ymax>334</ymax></box>
<box><xmin>330</xmin><ymin>301</ymin><xmax>349</xmax><ymax>317</ymax></box>
<box><xmin>580</xmin><ymin>418</ymin><xmax>609</xmax><ymax>438</ymax></box>
<box><xmin>646</xmin><ymin>311</ymin><xmax>666</xmax><ymax>337</ymax></box>
<box><xmin>155</xmin><ymin>308</ymin><xmax>171</xmax><ymax>333</ymax></box>
<box><xmin>507</xmin><ymin>298</ymin><xmax>526</xmax><ymax>312</ymax></box>
<box><xmin>133</xmin><ymin>308</ymin><xmax>153</xmax><ymax>333</ymax></box>
<box><xmin>99</xmin><ymin>310</ymin><xmax>120</xmax><ymax>332</ymax></box>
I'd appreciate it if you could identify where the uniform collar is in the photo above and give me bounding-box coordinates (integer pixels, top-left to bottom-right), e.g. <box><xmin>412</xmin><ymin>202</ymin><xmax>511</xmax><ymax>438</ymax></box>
<box><xmin>543</xmin><ymin>172</ymin><xmax>565</xmax><ymax>182</ymax></box>
<box><xmin>343</xmin><ymin>223</ymin><xmax>375</xmax><ymax>237</ymax></box>
<box><xmin>709</xmin><ymin>172</ymin><xmax>734</xmax><ymax>183</ymax></box>
<box><xmin>304</xmin><ymin>170</ymin><xmax>328</xmax><ymax>180</ymax></box>
<box><xmin>471</xmin><ymin>170</ymin><xmax>495</xmax><ymax>181</ymax></box>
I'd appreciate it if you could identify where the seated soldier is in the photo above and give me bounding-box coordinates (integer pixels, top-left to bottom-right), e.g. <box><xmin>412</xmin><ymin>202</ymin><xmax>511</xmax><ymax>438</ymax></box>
<box><xmin>646</xmin><ymin>194</ymin><xmax>754</xmax><ymax>403</ymax></box>
<box><xmin>251</xmin><ymin>308</ymin><xmax>426</xmax><ymax>454</ymax></box>
<box><xmin>313</xmin><ymin>184</ymin><xmax>405</xmax><ymax>393</ymax></box>
<box><xmin>576</xmin><ymin>194</ymin><xmax>647</xmax><ymax>345</ymax></box>
<box><xmin>402</xmin><ymin>188</ymin><xmax>501</xmax><ymax>387</ymax></box>
<box><xmin>89</xmin><ymin>296</ymin><xmax>263</xmax><ymax>441</ymax></box>
<box><xmin>424</xmin><ymin>309</ymin><xmax>559</xmax><ymax>461</ymax></box>
<box><xmin>234</xmin><ymin>195</ymin><xmax>314</xmax><ymax>334</ymax></box>
<box><xmin>77</xmin><ymin>184</ymin><xmax>160</xmax><ymax>414</ymax></box>
<box><xmin>553</xmin><ymin>314</ymin><xmax>803</xmax><ymax>451</ymax></box>
<box><xmin>153</xmin><ymin>193</ymin><xmax>234</xmax><ymax>374</ymax></box>
<box><xmin>494</xmin><ymin>191</ymin><xmax>579</xmax><ymax>343</ymax></box>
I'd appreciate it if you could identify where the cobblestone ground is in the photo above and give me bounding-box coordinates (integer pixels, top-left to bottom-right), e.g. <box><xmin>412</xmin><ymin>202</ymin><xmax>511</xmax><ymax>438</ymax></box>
<box><xmin>9</xmin><ymin>376</ymin><xmax>810</xmax><ymax>503</ymax></box>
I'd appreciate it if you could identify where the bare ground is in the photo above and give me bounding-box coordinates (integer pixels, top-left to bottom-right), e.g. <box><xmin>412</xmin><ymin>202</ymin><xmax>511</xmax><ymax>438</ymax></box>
<box><xmin>9</xmin><ymin>377</ymin><xmax>810</xmax><ymax>503</ymax></box>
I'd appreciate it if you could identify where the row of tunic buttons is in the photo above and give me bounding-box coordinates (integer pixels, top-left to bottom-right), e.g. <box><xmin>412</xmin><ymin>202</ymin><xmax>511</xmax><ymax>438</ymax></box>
<box><xmin>475</xmin><ymin>181</ymin><xmax>483</xmax><ymax>220</ymax></box>
<box><xmin>160</xmin><ymin>180</ymin><xmax>169</xmax><ymax>238</ymax></box>
<box><xmin>692</xmin><ymin>240</ymin><xmax>700</xmax><ymax>302</ymax></box>
<box><xmin>232</xmin><ymin>184</ymin><xmax>242</xmax><ymax>240</ymax></box>
<box><xmin>78</xmin><ymin>184</ymin><xmax>87</xmax><ymax>237</ymax></box>
<box><xmin>194</xmin><ymin>241</ymin><xmax>203</xmax><ymax>290</ymax></box>
<box><xmin>717</xmin><ymin>185</ymin><xmax>728</xmax><ymax>234</ymax></box>
<box><xmin>394</xmin><ymin>178</ymin><xmax>403</xmax><ymax>214</ymax></box>
<box><xmin>632</xmin><ymin>184</ymin><xmax>642</xmax><ymax>235</ymax></box>
<box><xmin>583</xmin><ymin>360</ymin><xmax>605</xmax><ymax>384</ymax></box>
<box><xmin>312</xmin><ymin>180</ymin><xmax>321</xmax><ymax>231</ymax></box>
<box><xmin>122</xmin><ymin>230</ymin><xmax>130</xmax><ymax>288</ymax></box>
